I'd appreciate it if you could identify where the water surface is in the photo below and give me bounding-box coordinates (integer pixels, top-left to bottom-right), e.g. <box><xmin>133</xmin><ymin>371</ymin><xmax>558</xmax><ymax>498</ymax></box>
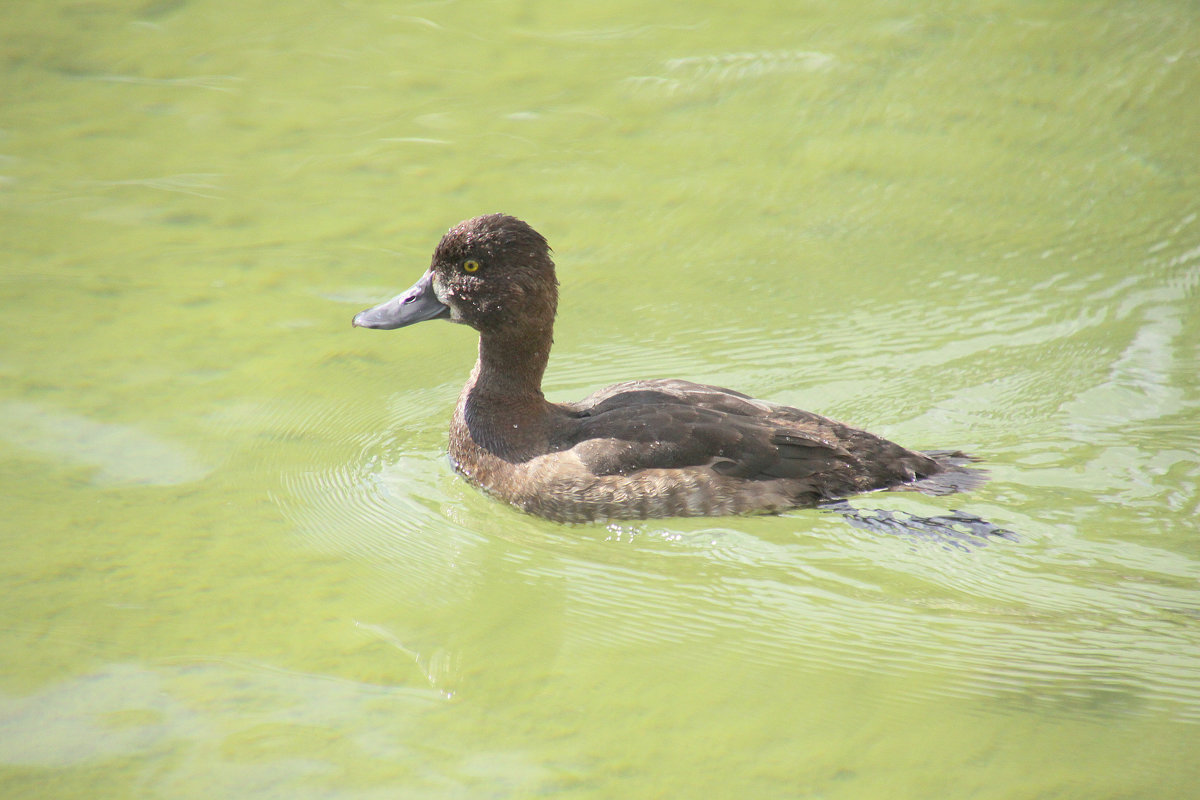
<box><xmin>1</xmin><ymin>1</ymin><xmax>1198</xmax><ymax>797</ymax></box>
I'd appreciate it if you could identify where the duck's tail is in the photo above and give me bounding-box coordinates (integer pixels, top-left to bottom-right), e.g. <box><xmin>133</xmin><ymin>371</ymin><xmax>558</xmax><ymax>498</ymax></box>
<box><xmin>907</xmin><ymin>449</ymin><xmax>989</xmax><ymax>496</ymax></box>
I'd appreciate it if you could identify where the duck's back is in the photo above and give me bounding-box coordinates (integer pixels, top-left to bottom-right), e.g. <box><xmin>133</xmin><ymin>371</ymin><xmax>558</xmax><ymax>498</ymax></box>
<box><xmin>565</xmin><ymin>377</ymin><xmax>938</xmax><ymax>482</ymax></box>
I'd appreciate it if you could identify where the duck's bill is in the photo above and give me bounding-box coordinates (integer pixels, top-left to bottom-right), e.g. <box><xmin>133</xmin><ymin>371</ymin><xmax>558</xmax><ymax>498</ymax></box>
<box><xmin>353</xmin><ymin>271</ymin><xmax>450</xmax><ymax>329</ymax></box>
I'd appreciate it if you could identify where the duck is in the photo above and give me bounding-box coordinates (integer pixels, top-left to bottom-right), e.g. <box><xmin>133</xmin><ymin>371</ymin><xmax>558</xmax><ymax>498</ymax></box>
<box><xmin>353</xmin><ymin>213</ymin><xmax>982</xmax><ymax>523</ymax></box>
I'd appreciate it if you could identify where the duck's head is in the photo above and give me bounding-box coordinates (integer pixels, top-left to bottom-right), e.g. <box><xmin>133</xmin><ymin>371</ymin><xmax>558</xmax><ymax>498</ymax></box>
<box><xmin>353</xmin><ymin>214</ymin><xmax>558</xmax><ymax>335</ymax></box>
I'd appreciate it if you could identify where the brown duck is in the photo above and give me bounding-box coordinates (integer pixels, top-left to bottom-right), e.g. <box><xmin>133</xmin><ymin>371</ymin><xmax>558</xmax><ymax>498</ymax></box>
<box><xmin>354</xmin><ymin>214</ymin><xmax>982</xmax><ymax>523</ymax></box>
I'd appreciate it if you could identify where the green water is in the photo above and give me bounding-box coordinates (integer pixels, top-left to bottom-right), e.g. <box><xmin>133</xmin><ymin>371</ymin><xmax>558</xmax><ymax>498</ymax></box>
<box><xmin>2</xmin><ymin>0</ymin><xmax>1198</xmax><ymax>796</ymax></box>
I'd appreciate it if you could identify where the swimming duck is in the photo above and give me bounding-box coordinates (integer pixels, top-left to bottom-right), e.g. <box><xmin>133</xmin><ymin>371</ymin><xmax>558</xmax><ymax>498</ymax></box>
<box><xmin>354</xmin><ymin>214</ymin><xmax>981</xmax><ymax>523</ymax></box>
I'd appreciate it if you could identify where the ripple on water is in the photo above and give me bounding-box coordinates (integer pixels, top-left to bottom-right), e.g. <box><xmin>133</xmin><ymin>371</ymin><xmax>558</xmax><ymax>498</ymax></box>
<box><xmin>256</xmin><ymin>387</ymin><xmax>537</xmax><ymax>620</ymax></box>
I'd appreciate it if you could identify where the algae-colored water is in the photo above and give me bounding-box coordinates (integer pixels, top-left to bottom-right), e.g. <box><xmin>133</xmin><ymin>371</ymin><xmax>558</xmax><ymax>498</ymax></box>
<box><xmin>2</xmin><ymin>1</ymin><xmax>1198</xmax><ymax>797</ymax></box>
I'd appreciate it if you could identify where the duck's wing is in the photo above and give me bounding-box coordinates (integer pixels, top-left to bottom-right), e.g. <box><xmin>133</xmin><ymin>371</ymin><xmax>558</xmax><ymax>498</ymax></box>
<box><xmin>575</xmin><ymin>379</ymin><xmax>839</xmax><ymax>426</ymax></box>
<box><xmin>561</xmin><ymin>381</ymin><xmax>856</xmax><ymax>481</ymax></box>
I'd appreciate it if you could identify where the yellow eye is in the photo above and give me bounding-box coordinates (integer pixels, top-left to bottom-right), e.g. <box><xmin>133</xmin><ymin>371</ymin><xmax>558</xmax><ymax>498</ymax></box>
<box><xmin>463</xmin><ymin>259</ymin><xmax>480</xmax><ymax>273</ymax></box>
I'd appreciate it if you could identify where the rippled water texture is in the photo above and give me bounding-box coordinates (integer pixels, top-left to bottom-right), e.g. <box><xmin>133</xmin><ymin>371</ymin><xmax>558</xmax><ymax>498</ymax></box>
<box><xmin>2</xmin><ymin>1</ymin><xmax>1198</xmax><ymax>797</ymax></box>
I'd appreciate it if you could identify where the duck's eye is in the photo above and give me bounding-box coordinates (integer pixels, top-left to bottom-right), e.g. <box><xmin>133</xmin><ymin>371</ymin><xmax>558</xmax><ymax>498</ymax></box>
<box><xmin>462</xmin><ymin>259</ymin><xmax>480</xmax><ymax>273</ymax></box>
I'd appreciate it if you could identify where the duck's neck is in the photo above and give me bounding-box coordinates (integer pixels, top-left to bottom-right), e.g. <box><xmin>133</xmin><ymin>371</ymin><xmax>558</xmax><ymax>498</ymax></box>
<box><xmin>456</xmin><ymin>323</ymin><xmax>555</xmax><ymax>461</ymax></box>
<box><xmin>470</xmin><ymin>323</ymin><xmax>553</xmax><ymax>402</ymax></box>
